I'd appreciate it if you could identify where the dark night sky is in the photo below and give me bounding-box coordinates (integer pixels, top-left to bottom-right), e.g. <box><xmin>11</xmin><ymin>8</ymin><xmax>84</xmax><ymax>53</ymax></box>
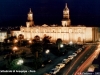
<box><xmin>0</xmin><ymin>0</ymin><xmax>100</xmax><ymax>27</ymax></box>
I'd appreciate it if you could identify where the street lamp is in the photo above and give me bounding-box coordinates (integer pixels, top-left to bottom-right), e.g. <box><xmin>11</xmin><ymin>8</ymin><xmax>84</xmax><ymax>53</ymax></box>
<box><xmin>14</xmin><ymin>39</ymin><xmax>18</xmax><ymax>46</ymax></box>
<box><xmin>29</xmin><ymin>40</ymin><xmax>32</xmax><ymax>47</ymax></box>
<box><xmin>12</xmin><ymin>46</ymin><xmax>18</xmax><ymax>53</ymax></box>
<box><xmin>45</xmin><ymin>49</ymin><xmax>50</xmax><ymax>54</ymax></box>
<box><xmin>69</xmin><ymin>41</ymin><xmax>73</xmax><ymax>45</ymax></box>
<box><xmin>60</xmin><ymin>44</ymin><xmax>64</xmax><ymax>48</ymax></box>
<box><xmin>7</xmin><ymin>40</ymin><xmax>10</xmax><ymax>43</ymax></box>
<box><xmin>14</xmin><ymin>39</ymin><xmax>18</xmax><ymax>43</ymax></box>
<box><xmin>41</xmin><ymin>50</ymin><xmax>50</xmax><ymax>68</ymax></box>
<box><xmin>29</xmin><ymin>40</ymin><xmax>32</xmax><ymax>44</ymax></box>
<box><xmin>45</xmin><ymin>49</ymin><xmax>51</xmax><ymax>63</ymax></box>
<box><xmin>17</xmin><ymin>59</ymin><xmax>24</xmax><ymax>65</ymax></box>
<box><xmin>10</xmin><ymin>58</ymin><xmax>24</xmax><ymax>70</ymax></box>
<box><xmin>40</xmin><ymin>38</ymin><xmax>42</xmax><ymax>41</ymax></box>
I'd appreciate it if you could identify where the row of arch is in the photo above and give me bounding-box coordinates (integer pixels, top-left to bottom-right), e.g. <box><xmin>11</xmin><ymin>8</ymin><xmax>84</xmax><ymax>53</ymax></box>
<box><xmin>17</xmin><ymin>33</ymin><xmax>82</xmax><ymax>42</ymax></box>
<box><xmin>21</xmin><ymin>29</ymin><xmax>85</xmax><ymax>33</ymax></box>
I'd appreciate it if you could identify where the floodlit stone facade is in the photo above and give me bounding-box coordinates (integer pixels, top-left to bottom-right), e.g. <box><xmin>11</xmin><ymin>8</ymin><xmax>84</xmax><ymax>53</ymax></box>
<box><xmin>0</xmin><ymin>31</ymin><xmax>7</xmax><ymax>42</ymax></box>
<box><xmin>11</xmin><ymin>3</ymin><xmax>100</xmax><ymax>44</ymax></box>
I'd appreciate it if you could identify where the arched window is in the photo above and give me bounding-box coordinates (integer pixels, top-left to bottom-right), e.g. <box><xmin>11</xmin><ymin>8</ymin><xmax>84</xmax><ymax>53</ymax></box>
<box><xmin>59</xmin><ymin>29</ymin><xmax>61</xmax><ymax>33</ymax></box>
<box><xmin>78</xmin><ymin>28</ymin><xmax>81</xmax><ymax>33</ymax></box>
<box><xmin>69</xmin><ymin>29</ymin><xmax>72</xmax><ymax>33</ymax></box>
<box><xmin>75</xmin><ymin>29</ymin><xmax>77</xmax><ymax>33</ymax></box>
<box><xmin>43</xmin><ymin>29</ymin><xmax>47</xmax><ymax>33</ymax></box>
<box><xmin>31</xmin><ymin>30</ymin><xmax>33</xmax><ymax>33</ymax></box>
<box><xmin>21</xmin><ymin>29</ymin><xmax>24</xmax><ymax>32</ymax></box>
<box><xmin>36</xmin><ymin>29</ymin><xmax>38</xmax><ymax>33</ymax></box>
<box><xmin>78</xmin><ymin>37</ymin><xmax>81</xmax><ymax>42</ymax></box>
<box><xmin>52</xmin><ymin>29</ymin><xmax>55</xmax><ymax>33</ymax></box>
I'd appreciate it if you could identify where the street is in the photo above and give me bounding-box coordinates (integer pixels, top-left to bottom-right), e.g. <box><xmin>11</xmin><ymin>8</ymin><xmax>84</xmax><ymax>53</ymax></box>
<box><xmin>74</xmin><ymin>44</ymin><xmax>100</xmax><ymax>75</ymax></box>
<box><xmin>56</xmin><ymin>45</ymin><xmax>97</xmax><ymax>75</ymax></box>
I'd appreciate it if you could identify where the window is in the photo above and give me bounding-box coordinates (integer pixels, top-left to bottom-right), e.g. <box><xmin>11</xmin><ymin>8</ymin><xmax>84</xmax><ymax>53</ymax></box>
<box><xmin>52</xmin><ymin>29</ymin><xmax>55</xmax><ymax>33</ymax></box>
<box><xmin>69</xmin><ymin>29</ymin><xmax>72</xmax><ymax>33</ymax></box>
<box><xmin>44</xmin><ymin>29</ymin><xmax>46</xmax><ymax>33</ymax></box>
<box><xmin>78</xmin><ymin>28</ymin><xmax>81</xmax><ymax>33</ymax></box>
<box><xmin>22</xmin><ymin>29</ymin><xmax>24</xmax><ymax>32</ymax></box>
<box><xmin>36</xmin><ymin>29</ymin><xmax>38</xmax><ymax>33</ymax></box>
<box><xmin>59</xmin><ymin>29</ymin><xmax>61</xmax><ymax>33</ymax></box>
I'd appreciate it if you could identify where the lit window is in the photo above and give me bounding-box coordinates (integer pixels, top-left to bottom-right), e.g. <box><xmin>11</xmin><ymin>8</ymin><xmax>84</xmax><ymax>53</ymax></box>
<box><xmin>36</xmin><ymin>29</ymin><xmax>38</xmax><ymax>33</ymax></box>
<box><xmin>69</xmin><ymin>29</ymin><xmax>72</xmax><ymax>33</ymax></box>
<box><xmin>52</xmin><ymin>29</ymin><xmax>55</xmax><ymax>33</ymax></box>
<box><xmin>59</xmin><ymin>29</ymin><xmax>61</xmax><ymax>33</ymax></box>
<box><xmin>78</xmin><ymin>28</ymin><xmax>81</xmax><ymax>33</ymax></box>
<box><xmin>44</xmin><ymin>29</ymin><xmax>46</xmax><ymax>33</ymax></box>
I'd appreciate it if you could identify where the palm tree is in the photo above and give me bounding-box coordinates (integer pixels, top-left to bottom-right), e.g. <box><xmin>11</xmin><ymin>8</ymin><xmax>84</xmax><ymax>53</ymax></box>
<box><xmin>32</xmin><ymin>57</ymin><xmax>43</xmax><ymax>70</ymax></box>
<box><xmin>33</xmin><ymin>35</ymin><xmax>41</xmax><ymax>43</ymax></box>
<box><xmin>42</xmin><ymin>36</ymin><xmax>51</xmax><ymax>50</ymax></box>
<box><xmin>18</xmin><ymin>34</ymin><xmax>24</xmax><ymax>46</ymax></box>
<box><xmin>56</xmin><ymin>38</ymin><xmax>62</xmax><ymax>50</ymax></box>
<box><xmin>42</xmin><ymin>36</ymin><xmax>51</xmax><ymax>44</ymax></box>
<box><xmin>30</xmin><ymin>35</ymin><xmax>43</xmax><ymax>69</ymax></box>
<box><xmin>31</xmin><ymin>42</ymin><xmax>43</xmax><ymax>58</ymax></box>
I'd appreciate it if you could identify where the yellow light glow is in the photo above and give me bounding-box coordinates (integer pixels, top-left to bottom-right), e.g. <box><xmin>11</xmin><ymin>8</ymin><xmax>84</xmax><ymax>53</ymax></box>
<box><xmin>29</xmin><ymin>40</ymin><xmax>32</xmax><ymax>43</ymax></box>
<box><xmin>13</xmin><ymin>46</ymin><xmax>18</xmax><ymax>51</ymax></box>
<box><xmin>14</xmin><ymin>39</ymin><xmax>18</xmax><ymax>43</ymax></box>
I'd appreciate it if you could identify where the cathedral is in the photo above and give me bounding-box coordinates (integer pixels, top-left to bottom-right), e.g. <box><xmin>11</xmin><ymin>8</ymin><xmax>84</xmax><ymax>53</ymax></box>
<box><xmin>11</xmin><ymin>3</ymin><xmax>100</xmax><ymax>44</ymax></box>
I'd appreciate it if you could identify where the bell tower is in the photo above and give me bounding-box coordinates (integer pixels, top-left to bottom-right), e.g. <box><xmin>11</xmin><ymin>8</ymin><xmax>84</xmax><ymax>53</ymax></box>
<box><xmin>61</xmin><ymin>3</ymin><xmax>71</xmax><ymax>27</ymax></box>
<box><xmin>26</xmin><ymin>8</ymin><xmax>34</xmax><ymax>27</ymax></box>
<box><xmin>27</xmin><ymin>8</ymin><xmax>33</xmax><ymax>21</ymax></box>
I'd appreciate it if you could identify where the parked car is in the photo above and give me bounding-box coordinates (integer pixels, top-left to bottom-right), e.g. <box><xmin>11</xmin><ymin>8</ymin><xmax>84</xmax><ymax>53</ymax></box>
<box><xmin>79</xmin><ymin>48</ymin><xmax>82</xmax><ymax>50</ymax></box>
<box><xmin>62</xmin><ymin>59</ymin><xmax>70</xmax><ymax>64</ymax></box>
<box><xmin>75</xmin><ymin>50</ymin><xmax>79</xmax><ymax>54</ymax></box>
<box><xmin>68</xmin><ymin>55</ymin><xmax>75</xmax><ymax>57</ymax></box>
<box><xmin>72</xmin><ymin>53</ymin><xmax>77</xmax><ymax>56</ymax></box>
<box><xmin>75</xmin><ymin>49</ymin><xmax>82</xmax><ymax>53</ymax></box>
<box><xmin>68</xmin><ymin>55</ymin><xmax>74</xmax><ymax>60</ymax></box>
<box><xmin>49</xmin><ymin>67</ymin><xmax>60</xmax><ymax>74</ymax></box>
<box><xmin>82</xmin><ymin>45</ymin><xmax>87</xmax><ymax>49</ymax></box>
<box><xmin>56</xmin><ymin>63</ymin><xmax>65</xmax><ymax>69</ymax></box>
<box><xmin>78</xmin><ymin>49</ymin><xmax>82</xmax><ymax>52</ymax></box>
<box><xmin>41</xmin><ymin>58</ymin><xmax>52</xmax><ymax>68</ymax></box>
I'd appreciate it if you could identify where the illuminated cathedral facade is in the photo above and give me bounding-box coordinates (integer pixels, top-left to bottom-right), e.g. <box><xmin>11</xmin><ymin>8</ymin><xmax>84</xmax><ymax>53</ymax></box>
<box><xmin>11</xmin><ymin>3</ymin><xmax>100</xmax><ymax>44</ymax></box>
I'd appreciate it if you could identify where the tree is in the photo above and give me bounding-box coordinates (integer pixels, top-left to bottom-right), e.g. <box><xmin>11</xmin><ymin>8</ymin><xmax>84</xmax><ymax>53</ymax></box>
<box><xmin>3</xmin><ymin>36</ymin><xmax>17</xmax><ymax>48</ymax></box>
<box><xmin>18</xmin><ymin>34</ymin><xmax>24</xmax><ymax>46</ymax></box>
<box><xmin>42</xmin><ymin>36</ymin><xmax>51</xmax><ymax>44</ymax></box>
<box><xmin>18</xmin><ymin>34</ymin><xmax>24</xmax><ymax>40</ymax></box>
<box><xmin>33</xmin><ymin>35</ymin><xmax>41</xmax><ymax>43</ymax></box>
<box><xmin>56</xmin><ymin>38</ymin><xmax>62</xmax><ymax>45</ymax></box>
<box><xmin>30</xmin><ymin>35</ymin><xmax>43</xmax><ymax>69</ymax></box>
<box><xmin>42</xmin><ymin>36</ymin><xmax>51</xmax><ymax>50</ymax></box>
<box><xmin>21</xmin><ymin>40</ymin><xmax>28</xmax><ymax>46</ymax></box>
<box><xmin>8</xmin><ymin>36</ymin><xmax>17</xmax><ymax>42</ymax></box>
<box><xmin>31</xmin><ymin>42</ymin><xmax>43</xmax><ymax>58</ymax></box>
<box><xmin>56</xmin><ymin>38</ymin><xmax>62</xmax><ymax>50</ymax></box>
<box><xmin>32</xmin><ymin>57</ymin><xmax>43</xmax><ymax>70</ymax></box>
